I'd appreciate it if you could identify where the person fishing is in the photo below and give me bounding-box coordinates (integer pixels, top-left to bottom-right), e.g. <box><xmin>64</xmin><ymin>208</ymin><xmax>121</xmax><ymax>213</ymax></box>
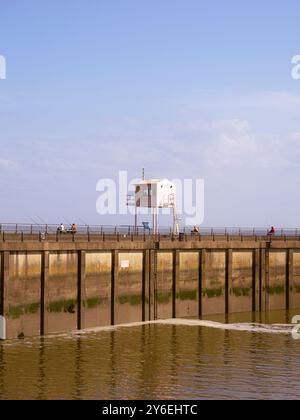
<box><xmin>268</xmin><ymin>226</ymin><xmax>275</xmax><ymax>235</ymax></box>
<box><xmin>70</xmin><ymin>223</ymin><xmax>77</xmax><ymax>234</ymax></box>
<box><xmin>57</xmin><ymin>223</ymin><xmax>66</xmax><ymax>234</ymax></box>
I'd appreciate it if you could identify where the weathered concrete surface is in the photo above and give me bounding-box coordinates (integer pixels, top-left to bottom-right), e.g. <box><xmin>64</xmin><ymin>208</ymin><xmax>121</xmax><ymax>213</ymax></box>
<box><xmin>156</xmin><ymin>252</ymin><xmax>173</xmax><ymax>320</ymax></box>
<box><xmin>6</xmin><ymin>253</ymin><xmax>41</xmax><ymax>338</ymax></box>
<box><xmin>266</xmin><ymin>252</ymin><xmax>286</xmax><ymax>311</ymax></box>
<box><xmin>229</xmin><ymin>252</ymin><xmax>253</xmax><ymax>314</ymax></box>
<box><xmin>202</xmin><ymin>251</ymin><xmax>226</xmax><ymax>315</ymax></box>
<box><xmin>46</xmin><ymin>252</ymin><xmax>78</xmax><ymax>334</ymax></box>
<box><xmin>177</xmin><ymin>252</ymin><xmax>199</xmax><ymax>318</ymax></box>
<box><xmin>115</xmin><ymin>252</ymin><xmax>143</xmax><ymax>325</ymax></box>
<box><xmin>84</xmin><ymin>252</ymin><xmax>111</xmax><ymax>328</ymax></box>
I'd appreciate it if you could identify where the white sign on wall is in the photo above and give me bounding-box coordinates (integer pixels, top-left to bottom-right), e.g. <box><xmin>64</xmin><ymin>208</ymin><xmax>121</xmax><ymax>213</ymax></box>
<box><xmin>120</xmin><ymin>260</ymin><xmax>130</xmax><ymax>269</ymax></box>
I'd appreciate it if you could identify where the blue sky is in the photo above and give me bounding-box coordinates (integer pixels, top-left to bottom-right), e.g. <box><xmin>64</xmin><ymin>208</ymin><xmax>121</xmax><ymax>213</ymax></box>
<box><xmin>0</xmin><ymin>0</ymin><xmax>300</xmax><ymax>227</ymax></box>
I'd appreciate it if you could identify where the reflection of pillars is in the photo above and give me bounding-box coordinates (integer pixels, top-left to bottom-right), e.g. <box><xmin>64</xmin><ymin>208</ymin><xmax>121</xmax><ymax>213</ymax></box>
<box><xmin>253</xmin><ymin>249</ymin><xmax>260</xmax><ymax>312</ymax></box>
<box><xmin>109</xmin><ymin>330</ymin><xmax>117</xmax><ymax>398</ymax></box>
<box><xmin>287</xmin><ymin>249</ymin><xmax>293</xmax><ymax>310</ymax></box>
<box><xmin>170</xmin><ymin>325</ymin><xmax>179</xmax><ymax>385</ymax></box>
<box><xmin>74</xmin><ymin>338</ymin><xmax>83</xmax><ymax>399</ymax></box>
<box><xmin>199</xmin><ymin>250</ymin><xmax>206</xmax><ymax>318</ymax></box>
<box><xmin>260</xmin><ymin>249</ymin><xmax>266</xmax><ymax>312</ymax></box>
<box><xmin>172</xmin><ymin>250</ymin><xmax>179</xmax><ymax>319</ymax></box>
<box><xmin>0</xmin><ymin>345</ymin><xmax>4</xmax><ymax>396</ymax></box>
<box><xmin>77</xmin><ymin>251</ymin><xmax>86</xmax><ymax>330</ymax></box>
<box><xmin>111</xmin><ymin>251</ymin><xmax>118</xmax><ymax>326</ymax></box>
<box><xmin>37</xmin><ymin>337</ymin><xmax>46</xmax><ymax>399</ymax></box>
<box><xmin>41</xmin><ymin>251</ymin><xmax>49</xmax><ymax>336</ymax></box>
<box><xmin>143</xmin><ymin>250</ymin><xmax>150</xmax><ymax>322</ymax></box>
<box><xmin>225</xmin><ymin>249</ymin><xmax>232</xmax><ymax>314</ymax></box>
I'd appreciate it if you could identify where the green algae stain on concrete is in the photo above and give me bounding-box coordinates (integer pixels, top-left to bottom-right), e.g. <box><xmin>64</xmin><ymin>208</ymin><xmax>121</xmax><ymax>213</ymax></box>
<box><xmin>265</xmin><ymin>285</ymin><xmax>285</xmax><ymax>295</ymax></box>
<box><xmin>6</xmin><ymin>302</ymin><xmax>40</xmax><ymax>319</ymax></box>
<box><xmin>176</xmin><ymin>290</ymin><xmax>197</xmax><ymax>301</ymax></box>
<box><xmin>47</xmin><ymin>299</ymin><xmax>77</xmax><ymax>313</ymax></box>
<box><xmin>118</xmin><ymin>294</ymin><xmax>142</xmax><ymax>305</ymax></box>
<box><xmin>231</xmin><ymin>287</ymin><xmax>251</xmax><ymax>297</ymax></box>
<box><xmin>203</xmin><ymin>287</ymin><xmax>223</xmax><ymax>298</ymax></box>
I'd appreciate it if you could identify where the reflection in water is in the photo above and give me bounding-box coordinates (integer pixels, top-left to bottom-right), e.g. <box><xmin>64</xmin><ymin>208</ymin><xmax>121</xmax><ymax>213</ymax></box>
<box><xmin>1</xmin><ymin>310</ymin><xmax>300</xmax><ymax>400</ymax></box>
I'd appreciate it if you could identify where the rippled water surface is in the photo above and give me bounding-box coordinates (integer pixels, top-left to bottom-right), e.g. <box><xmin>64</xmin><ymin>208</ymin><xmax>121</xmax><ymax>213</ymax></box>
<box><xmin>1</xmin><ymin>310</ymin><xmax>300</xmax><ymax>400</ymax></box>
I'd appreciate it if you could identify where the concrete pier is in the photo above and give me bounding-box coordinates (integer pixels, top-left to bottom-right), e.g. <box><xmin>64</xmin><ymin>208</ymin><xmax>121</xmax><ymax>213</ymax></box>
<box><xmin>1</xmin><ymin>235</ymin><xmax>300</xmax><ymax>338</ymax></box>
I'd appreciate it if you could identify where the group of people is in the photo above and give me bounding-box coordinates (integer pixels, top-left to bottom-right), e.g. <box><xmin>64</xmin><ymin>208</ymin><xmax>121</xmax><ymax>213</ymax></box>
<box><xmin>57</xmin><ymin>223</ymin><xmax>77</xmax><ymax>234</ymax></box>
<box><xmin>55</xmin><ymin>223</ymin><xmax>276</xmax><ymax>236</ymax></box>
<box><xmin>189</xmin><ymin>226</ymin><xmax>277</xmax><ymax>236</ymax></box>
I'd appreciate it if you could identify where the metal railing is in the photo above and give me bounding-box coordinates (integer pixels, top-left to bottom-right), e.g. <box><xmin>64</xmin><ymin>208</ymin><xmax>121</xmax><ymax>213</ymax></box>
<box><xmin>0</xmin><ymin>223</ymin><xmax>300</xmax><ymax>238</ymax></box>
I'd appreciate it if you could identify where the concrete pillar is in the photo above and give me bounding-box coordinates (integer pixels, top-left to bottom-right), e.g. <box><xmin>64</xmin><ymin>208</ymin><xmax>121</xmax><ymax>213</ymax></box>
<box><xmin>41</xmin><ymin>251</ymin><xmax>49</xmax><ymax>336</ymax></box>
<box><xmin>264</xmin><ymin>249</ymin><xmax>269</xmax><ymax>311</ymax></box>
<box><xmin>111</xmin><ymin>250</ymin><xmax>118</xmax><ymax>326</ymax></box>
<box><xmin>199</xmin><ymin>249</ymin><xmax>206</xmax><ymax>318</ymax></box>
<box><xmin>0</xmin><ymin>252</ymin><xmax>9</xmax><ymax>340</ymax></box>
<box><xmin>0</xmin><ymin>252</ymin><xmax>9</xmax><ymax>316</ymax></box>
<box><xmin>77</xmin><ymin>250</ymin><xmax>86</xmax><ymax>330</ymax></box>
<box><xmin>253</xmin><ymin>249</ymin><xmax>260</xmax><ymax>312</ymax></box>
<box><xmin>287</xmin><ymin>249</ymin><xmax>293</xmax><ymax>310</ymax></box>
<box><xmin>0</xmin><ymin>253</ymin><xmax>4</xmax><ymax>317</ymax></box>
<box><xmin>259</xmin><ymin>249</ymin><xmax>265</xmax><ymax>311</ymax></box>
<box><xmin>142</xmin><ymin>250</ymin><xmax>150</xmax><ymax>322</ymax></box>
<box><xmin>225</xmin><ymin>249</ymin><xmax>233</xmax><ymax>314</ymax></box>
<box><xmin>172</xmin><ymin>250</ymin><xmax>180</xmax><ymax>319</ymax></box>
<box><xmin>149</xmin><ymin>250</ymin><xmax>155</xmax><ymax>321</ymax></box>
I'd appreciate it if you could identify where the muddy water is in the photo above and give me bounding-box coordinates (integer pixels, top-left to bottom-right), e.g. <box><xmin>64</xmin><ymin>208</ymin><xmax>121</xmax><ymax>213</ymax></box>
<box><xmin>1</xmin><ymin>310</ymin><xmax>300</xmax><ymax>400</ymax></box>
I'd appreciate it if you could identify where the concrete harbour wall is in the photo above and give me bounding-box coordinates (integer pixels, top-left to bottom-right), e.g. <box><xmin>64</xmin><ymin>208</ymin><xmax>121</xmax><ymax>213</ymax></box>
<box><xmin>1</xmin><ymin>238</ymin><xmax>300</xmax><ymax>338</ymax></box>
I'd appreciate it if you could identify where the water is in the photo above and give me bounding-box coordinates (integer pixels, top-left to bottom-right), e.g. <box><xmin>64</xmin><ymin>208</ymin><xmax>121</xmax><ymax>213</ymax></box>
<box><xmin>1</xmin><ymin>310</ymin><xmax>300</xmax><ymax>400</ymax></box>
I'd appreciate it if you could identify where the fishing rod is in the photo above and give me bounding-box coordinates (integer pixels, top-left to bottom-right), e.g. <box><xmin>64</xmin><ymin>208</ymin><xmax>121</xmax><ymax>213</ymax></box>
<box><xmin>29</xmin><ymin>217</ymin><xmax>46</xmax><ymax>234</ymax></box>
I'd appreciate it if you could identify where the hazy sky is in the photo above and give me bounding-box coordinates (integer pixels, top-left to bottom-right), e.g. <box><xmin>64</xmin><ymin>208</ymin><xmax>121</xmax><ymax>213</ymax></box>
<box><xmin>0</xmin><ymin>0</ymin><xmax>300</xmax><ymax>227</ymax></box>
